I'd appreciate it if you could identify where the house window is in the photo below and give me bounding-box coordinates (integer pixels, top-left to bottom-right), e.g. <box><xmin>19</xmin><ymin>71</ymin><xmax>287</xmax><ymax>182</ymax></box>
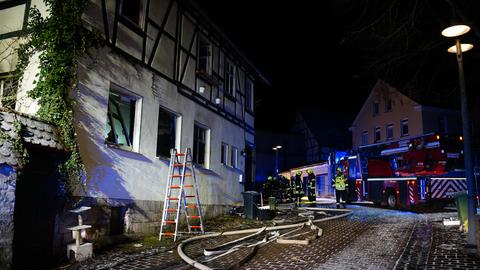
<box><xmin>193</xmin><ymin>124</ymin><xmax>208</xmax><ymax>166</ymax></box>
<box><xmin>362</xmin><ymin>131</ymin><xmax>368</xmax><ymax>145</ymax></box>
<box><xmin>385</xmin><ymin>98</ymin><xmax>392</xmax><ymax>112</ymax></box>
<box><xmin>386</xmin><ymin>124</ymin><xmax>394</xmax><ymax>140</ymax></box>
<box><xmin>105</xmin><ymin>89</ymin><xmax>140</xmax><ymax>150</ymax></box>
<box><xmin>121</xmin><ymin>0</ymin><xmax>142</xmax><ymax>25</ymax></box>
<box><xmin>225</xmin><ymin>61</ymin><xmax>235</xmax><ymax>96</ymax></box>
<box><xmin>373</xmin><ymin>102</ymin><xmax>379</xmax><ymax>116</ymax></box>
<box><xmin>374</xmin><ymin>127</ymin><xmax>381</xmax><ymax>143</ymax></box>
<box><xmin>221</xmin><ymin>143</ymin><xmax>229</xmax><ymax>165</ymax></box>
<box><xmin>246</xmin><ymin>79</ymin><xmax>254</xmax><ymax>112</ymax></box>
<box><xmin>401</xmin><ymin>119</ymin><xmax>409</xmax><ymax>137</ymax></box>
<box><xmin>0</xmin><ymin>76</ymin><xmax>18</xmax><ymax>108</ymax></box>
<box><xmin>230</xmin><ymin>146</ymin><xmax>238</xmax><ymax>168</ymax></box>
<box><xmin>157</xmin><ymin>107</ymin><xmax>177</xmax><ymax>157</ymax></box>
<box><xmin>198</xmin><ymin>38</ymin><xmax>212</xmax><ymax>74</ymax></box>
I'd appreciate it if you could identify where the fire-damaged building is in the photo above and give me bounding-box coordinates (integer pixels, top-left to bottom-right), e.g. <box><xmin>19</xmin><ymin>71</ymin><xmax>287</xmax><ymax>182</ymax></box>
<box><xmin>0</xmin><ymin>0</ymin><xmax>267</xmax><ymax>268</ymax></box>
<box><xmin>344</xmin><ymin>80</ymin><xmax>466</xmax><ymax>208</ymax></box>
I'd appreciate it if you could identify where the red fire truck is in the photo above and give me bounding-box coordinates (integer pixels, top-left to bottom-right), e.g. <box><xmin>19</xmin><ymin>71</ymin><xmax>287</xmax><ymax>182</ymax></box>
<box><xmin>337</xmin><ymin>133</ymin><xmax>466</xmax><ymax>209</ymax></box>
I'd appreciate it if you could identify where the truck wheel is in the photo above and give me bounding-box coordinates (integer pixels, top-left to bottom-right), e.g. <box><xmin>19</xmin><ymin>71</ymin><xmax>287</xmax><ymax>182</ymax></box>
<box><xmin>387</xmin><ymin>194</ymin><xmax>397</xmax><ymax>208</ymax></box>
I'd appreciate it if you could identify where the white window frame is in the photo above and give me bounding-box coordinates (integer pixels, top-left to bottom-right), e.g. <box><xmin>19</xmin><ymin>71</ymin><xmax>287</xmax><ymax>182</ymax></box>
<box><xmin>105</xmin><ymin>84</ymin><xmax>142</xmax><ymax>152</ymax></box>
<box><xmin>401</xmin><ymin>118</ymin><xmax>409</xmax><ymax>137</ymax></box>
<box><xmin>156</xmin><ymin>106</ymin><xmax>182</xmax><ymax>158</ymax></box>
<box><xmin>230</xmin><ymin>146</ymin><xmax>238</xmax><ymax>168</ymax></box>
<box><xmin>221</xmin><ymin>143</ymin><xmax>229</xmax><ymax>165</ymax></box>
<box><xmin>374</xmin><ymin>127</ymin><xmax>381</xmax><ymax>143</ymax></box>
<box><xmin>193</xmin><ymin>122</ymin><xmax>211</xmax><ymax>169</ymax></box>
<box><xmin>362</xmin><ymin>131</ymin><xmax>368</xmax><ymax>145</ymax></box>
<box><xmin>198</xmin><ymin>36</ymin><xmax>212</xmax><ymax>75</ymax></box>
<box><xmin>386</xmin><ymin>123</ymin><xmax>394</xmax><ymax>140</ymax></box>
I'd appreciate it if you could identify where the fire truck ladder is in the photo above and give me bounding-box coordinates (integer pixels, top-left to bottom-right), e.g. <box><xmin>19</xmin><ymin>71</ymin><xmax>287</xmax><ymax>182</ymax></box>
<box><xmin>159</xmin><ymin>148</ymin><xmax>204</xmax><ymax>241</ymax></box>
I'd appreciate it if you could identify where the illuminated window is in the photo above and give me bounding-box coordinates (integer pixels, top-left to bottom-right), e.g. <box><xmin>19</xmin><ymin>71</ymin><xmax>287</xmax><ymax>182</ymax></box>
<box><xmin>374</xmin><ymin>127</ymin><xmax>381</xmax><ymax>143</ymax></box>
<box><xmin>105</xmin><ymin>88</ymin><xmax>141</xmax><ymax>150</ymax></box>
<box><xmin>230</xmin><ymin>146</ymin><xmax>238</xmax><ymax>168</ymax></box>
<box><xmin>401</xmin><ymin>119</ymin><xmax>409</xmax><ymax>136</ymax></box>
<box><xmin>225</xmin><ymin>61</ymin><xmax>235</xmax><ymax>96</ymax></box>
<box><xmin>386</xmin><ymin>124</ymin><xmax>394</xmax><ymax>140</ymax></box>
<box><xmin>198</xmin><ymin>38</ymin><xmax>212</xmax><ymax>74</ymax></box>
<box><xmin>246</xmin><ymin>79</ymin><xmax>254</xmax><ymax>112</ymax></box>
<box><xmin>221</xmin><ymin>143</ymin><xmax>229</xmax><ymax>165</ymax></box>
<box><xmin>362</xmin><ymin>131</ymin><xmax>368</xmax><ymax>145</ymax></box>
<box><xmin>157</xmin><ymin>107</ymin><xmax>178</xmax><ymax>157</ymax></box>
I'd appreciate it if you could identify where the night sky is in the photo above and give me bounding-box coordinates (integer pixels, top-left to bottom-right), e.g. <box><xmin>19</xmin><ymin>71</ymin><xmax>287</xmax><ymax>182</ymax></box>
<box><xmin>196</xmin><ymin>0</ymin><xmax>480</xmax><ymax>132</ymax></box>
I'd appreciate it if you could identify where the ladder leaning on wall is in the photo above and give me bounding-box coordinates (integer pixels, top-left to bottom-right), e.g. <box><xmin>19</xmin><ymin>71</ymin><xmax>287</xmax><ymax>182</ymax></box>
<box><xmin>159</xmin><ymin>148</ymin><xmax>204</xmax><ymax>241</ymax></box>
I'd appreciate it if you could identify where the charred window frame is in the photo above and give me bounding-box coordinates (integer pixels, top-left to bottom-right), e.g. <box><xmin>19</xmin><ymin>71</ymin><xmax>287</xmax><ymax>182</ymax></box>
<box><xmin>105</xmin><ymin>87</ymin><xmax>142</xmax><ymax>151</ymax></box>
<box><xmin>0</xmin><ymin>75</ymin><xmax>18</xmax><ymax>108</ymax></box>
<box><xmin>120</xmin><ymin>0</ymin><xmax>145</xmax><ymax>27</ymax></box>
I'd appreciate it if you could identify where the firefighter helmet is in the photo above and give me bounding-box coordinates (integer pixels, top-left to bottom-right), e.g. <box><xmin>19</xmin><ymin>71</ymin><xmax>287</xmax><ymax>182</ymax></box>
<box><xmin>296</xmin><ymin>171</ymin><xmax>302</xmax><ymax>176</ymax></box>
<box><xmin>336</xmin><ymin>167</ymin><xmax>342</xmax><ymax>173</ymax></box>
<box><xmin>307</xmin><ymin>169</ymin><xmax>313</xmax><ymax>174</ymax></box>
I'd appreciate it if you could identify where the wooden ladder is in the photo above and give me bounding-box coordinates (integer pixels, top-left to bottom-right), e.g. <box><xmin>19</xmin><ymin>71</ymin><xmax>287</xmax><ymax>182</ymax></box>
<box><xmin>159</xmin><ymin>148</ymin><xmax>204</xmax><ymax>241</ymax></box>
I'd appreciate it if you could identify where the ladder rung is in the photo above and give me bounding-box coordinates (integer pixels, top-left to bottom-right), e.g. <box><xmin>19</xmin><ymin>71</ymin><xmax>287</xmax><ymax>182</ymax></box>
<box><xmin>176</xmin><ymin>153</ymin><xmax>185</xmax><ymax>156</ymax></box>
<box><xmin>166</xmin><ymin>209</ymin><xmax>177</xmax><ymax>212</ymax></box>
<box><xmin>168</xmin><ymin>197</ymin><xmax>179</xmax><ymax>200</ymax></box>
<box><xmin>164</xmin><ymin>220</ymin><xmax>176</xmax><ymax>224</ymax></box>
<box><xmin>170</xmin><ymin>185</ymin><xmax>193</xmax><ymax>189</ymax></box>
<box><xmin>161</xmin><ymin>232</ymin><xmax>174</xmax><ymax>237</ymax></box>
<box><xmin>174</xmin><ymin>163</ymin><xmax>190</xmax><ymax>167</ymax></box>
<box><xmin>186</xmin><ymin>205</ymin><xmax>197</xmax><ymax>209</ymax></box>
<box><xmin>190</xmin><ymin>225</ymin><xmax>202</xmax><ymax>229</ymax></box>
<box><xmin>188</xmin><ymin>216</ymin><xmax>201</xmax><ymax>219</ymax></box>
<box><xmin>185</xmin><ymin>195</ymin><xmax>195</xmax><ymax>198</ymax></box>
<box><xmin>172</xmin><ymin>174</ymin><xmax>192</xmax><ymax>177</ymax></box>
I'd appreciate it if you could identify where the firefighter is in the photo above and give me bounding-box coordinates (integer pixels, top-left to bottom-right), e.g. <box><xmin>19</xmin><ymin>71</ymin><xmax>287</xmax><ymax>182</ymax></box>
<box><xmin>293</xmin><ymin>171</ymin><xmax>304</xmax><ymax>204</ymax></box>
<box><xmin>332</xmin><ymin>167</ymin><xmax>348</xmax><ymax>208</ymax></box>
<box><xmin>307</xmin><ymin>169</ymin><xmax>316</xmax><ymax>202</ymax></box>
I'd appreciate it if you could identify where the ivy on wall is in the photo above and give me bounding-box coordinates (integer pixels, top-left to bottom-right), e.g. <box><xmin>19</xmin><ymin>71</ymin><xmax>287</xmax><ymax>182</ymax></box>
<box><xmin>15</xmin><ymin>0</ymin><xmax>102</xmax><ymax>197</ymax></box>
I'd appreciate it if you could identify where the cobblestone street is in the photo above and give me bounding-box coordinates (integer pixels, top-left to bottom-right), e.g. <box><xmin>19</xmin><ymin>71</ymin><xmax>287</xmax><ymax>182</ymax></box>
<box><xmin>75</xmin><ymin>206</ymin><xmax>480</xmax><ymax>270</ymax></box>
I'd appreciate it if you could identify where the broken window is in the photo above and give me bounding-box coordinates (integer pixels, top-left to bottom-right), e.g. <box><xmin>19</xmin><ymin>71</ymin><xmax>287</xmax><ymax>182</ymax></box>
<box><xmin>157</xmin><ymin>107</ymin><xmax>177</xmax><ymax>157</ymax></box>
<box><xmin>0</xmin><ymin>76</ymin><xmax>18</xmax><ymax>108</ymax></box>
<box><xmin>121</xmin><ymin>0</ymin><xmax>142</xmax><ymax>25</ymax></box>
<box><xmin>105</xmin><ymin>90</ymin><xmax>138</xmax><ymax>149</ymax></box>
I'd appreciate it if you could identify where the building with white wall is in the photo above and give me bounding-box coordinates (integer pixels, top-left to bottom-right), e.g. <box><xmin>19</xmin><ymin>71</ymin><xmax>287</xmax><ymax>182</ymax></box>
<box><xmin>0</xmin><ymin>0</ymin><xmax>267</xmax><ymax>266</ymax></box>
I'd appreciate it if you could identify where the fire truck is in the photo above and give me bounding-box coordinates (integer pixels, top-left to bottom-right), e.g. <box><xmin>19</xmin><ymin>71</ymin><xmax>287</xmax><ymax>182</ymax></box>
<box><xmin>336</xmin><ymin>133</ymin><xmax>466</xmax><ymax>209</ymax></box>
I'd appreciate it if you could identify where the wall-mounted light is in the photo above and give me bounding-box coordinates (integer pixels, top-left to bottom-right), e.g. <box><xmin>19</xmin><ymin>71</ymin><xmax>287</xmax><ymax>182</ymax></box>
<box><xmin>215</xmin><ymin>97</ymin><xmax>221</xmax><ymax>104</ymax></box>
<box><xmin>199</xmin><ymin>86</ymin><xmax>205</xmax><ymax>94</ymax></box>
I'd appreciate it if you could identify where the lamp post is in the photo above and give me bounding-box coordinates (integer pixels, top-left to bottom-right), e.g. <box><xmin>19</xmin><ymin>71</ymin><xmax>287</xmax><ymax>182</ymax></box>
<box><xmin>442</xmin><ymin>24</ymin><xmax>477</xmax><ymax>246</ymax></box>
<box><xmin>272</xmin><ymin>145</ymin><xmax>282</xmax><ymax>175</ymax></box>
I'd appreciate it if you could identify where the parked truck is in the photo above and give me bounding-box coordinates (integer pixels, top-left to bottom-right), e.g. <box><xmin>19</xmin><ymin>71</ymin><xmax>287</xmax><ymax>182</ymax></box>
<box><xmin>336</xmin><ymin>133</ymin><xmax>467</xmax><ymax>209</ymax></box>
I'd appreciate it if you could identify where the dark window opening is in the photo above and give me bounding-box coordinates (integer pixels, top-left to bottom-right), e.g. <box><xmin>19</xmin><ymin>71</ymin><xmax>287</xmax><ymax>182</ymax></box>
<box><xmin>230</xmin><ymin>146</ymin><xmax>238</xmax><ymax>168</ymax></box>
<box><xmin>0</xmin><ymin>77</ymin><xmax>18</xmax><ymax>108</ymax></box>
<box><xmin>221</xmin><ymin>143</ymin><xmax>228</xmax><ymax>165</ymax></box>
<box><xmin>385</xmin><ymin>98</ymin><xmax>392</xmax><ymax>112</ymax></box>
<box><xmin>375</xmin><ymin>127</ymin><xmax>381</xmax><ymax>143</ymax></box>
<box><xmin>225</xmin><ymin>61</ymin><xmax>235</xmax><ymax>96</ymax></box>
<box><xmin>198</xmin><ymin>39</ymin><xmax>212</xmax><ymax>74</ymax></box>
<box><xmin>246</xmin><ymin>79</ymin><xmax>254</xmax><ymax>112</ymax></box>
<box><xmin>401</xmin><ymin>119</ymin><xmax>409</xmax><ymax>136</ymax></box>
<box><xmin>105</xmin><ymin>91</ymin><xmax>136</xmax><ymax>148</ymax></box>
<box><xmin>110</xmin><ymin>207</ymin><xmax>126</xmax><ymax>236</ymax></box>
<box><xmin>362</xmin><ymin>131</ymin><xmax>368</xmax><ymax>145</ymax></box>
<box><xmin>386</xmin><ymin>124</ymin><xmax>394</xmax><ymax>140</ymax></box>
<box><xmin>157</xmin><ymin>107</ymin><xmax>176</xmax><ymax>157</ymax></box>
<box><xmin>121</xmin><ymin>0</ymin><xmax>141</xmax><ymax>25</ymax></box>
<box><xmin>373</xmin><ymin>102</ymin><xmax>379</xmax><ymax>116</ymax></box>
<box><xmin>193</xmin><ymin>125</ymin><xmax>207</xmax><ymax>166</ymax></box>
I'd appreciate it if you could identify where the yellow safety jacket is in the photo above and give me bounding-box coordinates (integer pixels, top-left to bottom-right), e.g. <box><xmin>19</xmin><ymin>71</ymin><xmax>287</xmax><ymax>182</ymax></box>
<box><xmin>332</xmin><ymin>174</ymin><xmax>348</xmax><ymax>191</ymax></box>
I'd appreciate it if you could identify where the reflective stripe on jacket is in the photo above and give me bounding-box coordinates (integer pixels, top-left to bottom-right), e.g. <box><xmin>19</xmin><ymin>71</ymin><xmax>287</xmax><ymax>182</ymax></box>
<box><xmin>332</xmin><ymin>174</ymin><xmax>348</xmax><ymax>191</ymax></box>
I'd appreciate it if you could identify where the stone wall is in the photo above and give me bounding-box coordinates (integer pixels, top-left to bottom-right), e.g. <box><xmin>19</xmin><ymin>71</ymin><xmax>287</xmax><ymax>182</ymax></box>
<box><xmin>0</xmin><ymin>165</ymin><xmax>17</xmax><ymax>269</ymax></box>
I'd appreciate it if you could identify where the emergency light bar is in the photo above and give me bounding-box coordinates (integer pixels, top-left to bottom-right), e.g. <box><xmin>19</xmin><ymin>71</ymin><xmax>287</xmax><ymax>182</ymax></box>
<box><xmin>367</xmin><ymin>177</ymin><xmax>416</xmax><ymax>181</ymax></box>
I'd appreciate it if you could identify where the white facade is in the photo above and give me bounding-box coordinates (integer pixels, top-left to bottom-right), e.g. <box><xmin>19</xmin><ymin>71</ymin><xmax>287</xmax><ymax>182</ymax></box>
<box><xmin>0</xmin><ymin>0</ymin><xmax>265</xmax><ymax>233</ymax></box>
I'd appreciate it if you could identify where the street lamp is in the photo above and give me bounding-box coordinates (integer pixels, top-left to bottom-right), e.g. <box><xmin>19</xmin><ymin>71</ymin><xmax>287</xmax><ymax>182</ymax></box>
<box><xmin>442</xmin><ymin>23</ymin><xmax>477</xmax><ymax>246</ymax></box>
<box><xmin>272</xmin><ymin>145</ymin><xmax>282</xmax><ymax>175</ymax></box>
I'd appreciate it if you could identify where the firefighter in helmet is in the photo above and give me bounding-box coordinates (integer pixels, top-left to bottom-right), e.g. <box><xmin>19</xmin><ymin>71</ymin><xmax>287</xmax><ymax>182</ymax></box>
<box><xmin>293</xmin><ymin>171</ymin><xmax>304</xmax><ymax>204</ymax></box>
<box><xmin>307</xmin><ymin>169</ymin><xmax>316</xmax><ymax>202</ymax></box>
<box><xmin>332</xmin><ymin>167</ymin><xmax>348</xmax><ymax>208</ymax></box>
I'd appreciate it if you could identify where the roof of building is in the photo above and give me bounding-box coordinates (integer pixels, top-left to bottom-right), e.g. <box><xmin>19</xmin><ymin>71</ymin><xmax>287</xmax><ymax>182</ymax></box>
<box><xmin>0</xmin><ymin>109</ymin><xmax>65</xmax><ymax>167</ymax></box>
